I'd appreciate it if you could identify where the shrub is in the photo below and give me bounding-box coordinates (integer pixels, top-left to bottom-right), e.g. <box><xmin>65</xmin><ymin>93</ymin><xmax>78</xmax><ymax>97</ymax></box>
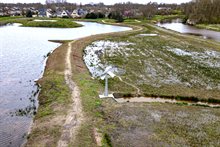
<box><xmin>26</xmin><ymin>10</ymin><xmax>33</xmax><ymax>18</ymax></box>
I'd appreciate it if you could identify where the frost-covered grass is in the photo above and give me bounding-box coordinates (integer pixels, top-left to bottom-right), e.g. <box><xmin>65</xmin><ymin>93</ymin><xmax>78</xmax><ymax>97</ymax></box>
<box><xmin>85</xmin><ymin>26</ymin><xmax>220</xmax><ymax>100</ymax></box>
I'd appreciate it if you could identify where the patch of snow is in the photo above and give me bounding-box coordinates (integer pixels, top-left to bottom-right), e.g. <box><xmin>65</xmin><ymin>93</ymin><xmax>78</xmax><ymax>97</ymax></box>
<box><xmin>33</xmin><ymin>19</ymin><xmax>57</xmax><ymax>22</ymax></box>
<box><xmin>168</xmin><ymin>48</ymin><xmax>192</xmax><ymax>56</ymax></box>
<box><xmin>138</xmin><ymin>34</ymin><xmax>158</xmax><ymax>37</ymax></box>
<box><xmin>83</xmin><ymin>40</ymin><xmax>134</xmax><ymax>77</ymax></box>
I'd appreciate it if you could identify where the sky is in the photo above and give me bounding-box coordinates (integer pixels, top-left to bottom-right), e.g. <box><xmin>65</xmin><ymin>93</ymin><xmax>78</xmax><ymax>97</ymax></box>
<box><xmin>0</xmin><ymin>0</ymin><xmax>192</xmax><ymax>5</ymax></box>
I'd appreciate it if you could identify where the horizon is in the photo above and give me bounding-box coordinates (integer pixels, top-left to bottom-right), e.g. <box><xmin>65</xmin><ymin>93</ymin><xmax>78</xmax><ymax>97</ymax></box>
<box><xmin>0</xmin><ymin>0</ymin><xmax>192</xmax><ymax>5</ymax></box>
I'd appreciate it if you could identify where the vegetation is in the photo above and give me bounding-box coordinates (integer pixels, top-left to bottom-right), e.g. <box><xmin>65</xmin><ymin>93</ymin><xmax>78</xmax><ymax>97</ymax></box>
<box><xmin>152</xmin><ymin>14</ymin><xmax>185</xmax><ymax>22</ymax></box>
<box><xmin>24</xmin><ymin>16</ymin><xmax>220</xmax><ymax>146</ymax></box>
<box><xmin>0</xmin><ymin>17</ymin><xmax>82</xmax><ymax>28</ymax></box>
<box><xmin>103</xmin><ymin>101</ymin><xmax>220</xmax><ymax>146</ymax></box>
<box><xmin>26</xmin><ymin>42</ymin><xmax>72</xmax><ymax>146</ymax></box>
<box><xmin>26</xmin><ymin>10</ymin><xmax>33</xmax><ymax>17</ymax></box>
<box><xmin>196</xmin><ymin>24</ymin><xmax>220</xmax><ymax>32</ymax></box>
<box><xmin>78</xmin><ymin>20</ymin><xmax>220</xmax><ymax>146</ymax></box>
<box><xmin>85</xmin><ymin>12</ymin><xmax>105</xmax><ymax>19</ymax></box>
<box><xmin>108</xmin><ymin>11</ymin><xmax>124</xmax><ymax>23</ymax></box>
<box><xmin>96</xmin><ymin>25</ymin><xmax>220</xmax><ymax>101</ymax></box>
<box><xmin>182</xmin><ymin>0</ymin><xmax>220</xmax><ymax>24</ymax></box>
<box><xmin>23</xmin><ymin>19</ymin><xmax>82</xmax><ymax>28</ymax></box>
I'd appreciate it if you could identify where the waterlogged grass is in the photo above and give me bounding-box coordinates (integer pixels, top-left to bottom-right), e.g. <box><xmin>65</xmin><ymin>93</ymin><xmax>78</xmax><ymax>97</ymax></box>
<box><xmin>93</xmin><ymin>25</ymin><xmax>220</xmax><ymax>100</ymax></box>
<box><xmin>73</xmin><ymin>20</ymin><xmax>220</xmax><ymax>146</ymax></box>
<box><xmin>196</xmin><ymin>24</ymin><xmax>220</xmax><ymax>32</ymax></box>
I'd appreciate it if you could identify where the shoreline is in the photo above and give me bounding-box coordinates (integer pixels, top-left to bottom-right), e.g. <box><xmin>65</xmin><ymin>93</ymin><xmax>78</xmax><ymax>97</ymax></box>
<box><xmin>25</xmin><ymin>21</ymin><xmax>140</xmax><ymax>146</ymax></box>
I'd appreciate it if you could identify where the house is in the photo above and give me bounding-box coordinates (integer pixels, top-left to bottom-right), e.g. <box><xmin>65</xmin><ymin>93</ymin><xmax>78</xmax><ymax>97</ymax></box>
<box><xmin>71</xmin><ymin>9</ymin><xmax>79</xmax><ymax>18</ymax></box>
<box><xmin>57</xmin><ymin>10</ymin><xmax>71</xmax><ymax>18</ymax></box>
<box><xmin>46</xmin><ymin>9</ymin><xmax>55</xmax><ymax>18</ymax></box>
<box><xmin>71</xmin><ymin>9</ymin><xmax>88</xmax><ymax>18</ymax></box>
<box><xmin>38</xmin><ymin>9</ymin><xmax>47</xmax><ymax>17</ymax></box>
<box><xmin>0</xmin><ymin>9</ymin><xmax>3</xmax><ymax>16</ymax></box>
<box><xmin>10</xmin><ymin>7</ymin><xmax>21</xmax><ymax>16</ymax></box>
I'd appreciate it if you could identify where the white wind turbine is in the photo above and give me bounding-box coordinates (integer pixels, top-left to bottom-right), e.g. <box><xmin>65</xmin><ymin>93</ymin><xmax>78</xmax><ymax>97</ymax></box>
<box><xmin>99</xmin><ymin>66</ymin><xmax>115</xmax><ymax>98</ymax></box>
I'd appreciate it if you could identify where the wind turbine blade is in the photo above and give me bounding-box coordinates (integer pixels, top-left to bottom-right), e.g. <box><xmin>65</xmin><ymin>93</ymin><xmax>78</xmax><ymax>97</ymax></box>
<box><xmin>100</xmin><ymin>75</ymin><xmax>106</xmax><ymax>80</ymax></box>
<box><xmin>107</xmin><ymin>71</ymin><xmax>115</xmax><ymax>78</ymax></box>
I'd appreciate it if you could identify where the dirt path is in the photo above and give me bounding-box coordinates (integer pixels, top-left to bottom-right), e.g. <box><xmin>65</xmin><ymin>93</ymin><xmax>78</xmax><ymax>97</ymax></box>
<box><xmin>57</xmin><ymin>22</ymin><xmax>143</xmax><ymax>146</ymax></box>
<box><xmin>57</xmin><ymin>42</ymin><xmax>83</xmax><ymax>147</ymax></box>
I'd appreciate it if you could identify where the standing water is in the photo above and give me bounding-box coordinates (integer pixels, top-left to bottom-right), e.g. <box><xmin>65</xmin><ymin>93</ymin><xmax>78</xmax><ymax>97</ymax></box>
<box><xmin>157</xmin><ymin>19</ymin><xmax>220</xmax><ymax>42</ymax></box>
<box><xmin>0</xmin><ymin>21</ymin><xmax>131</xmax><ymax>146</ymax></box>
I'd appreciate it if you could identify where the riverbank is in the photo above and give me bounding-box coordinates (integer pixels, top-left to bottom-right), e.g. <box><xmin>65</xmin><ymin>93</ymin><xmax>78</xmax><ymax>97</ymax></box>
<box><xmin>196</xmin><ymin>24</ymin><xmax>220</xmax><ymax>32</ymax></box>
<box><xmin>25</xmin><ymin>41</ymin><xmax>73</xmax><ymax>146</ymax></box>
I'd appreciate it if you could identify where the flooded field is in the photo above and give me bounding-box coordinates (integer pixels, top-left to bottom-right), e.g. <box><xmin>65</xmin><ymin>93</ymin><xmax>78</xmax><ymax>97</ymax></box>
<box><xmin>157</xmin><ymin>19</ymin><xmax>220</xmax><ymax>42</ymax></box>
<box><xmin>0</xmin><ymin>22</ymin><xmax>131</xmax><ymax>147</ymax></box>
<box><xmin>83</xmin><ymin>28</ymin><xmax>220</xmax><ymax>99</ymax></box>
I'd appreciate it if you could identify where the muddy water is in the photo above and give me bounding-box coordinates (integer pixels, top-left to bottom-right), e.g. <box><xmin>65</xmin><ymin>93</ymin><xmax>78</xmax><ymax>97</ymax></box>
<box><xmin>115</xmin><ymin>97</ymin><xmax>220</xmax><ymax>108</ymax></box>
<box><xmin>157</xmin><ymin>19</ymin><xmax>220</xmax><ymax>42</ymax></box>
<box><xmin>0</xmin><ymin>22</ymin><xmax>131</xmax><ymax>147</ymax></box>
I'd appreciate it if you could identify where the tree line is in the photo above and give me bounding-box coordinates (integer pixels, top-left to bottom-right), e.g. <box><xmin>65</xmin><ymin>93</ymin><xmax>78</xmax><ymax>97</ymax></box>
<box><xmin>182</xmin><ymin>0</ymin><xmax>220</xmax><ymax>24</ymax></box>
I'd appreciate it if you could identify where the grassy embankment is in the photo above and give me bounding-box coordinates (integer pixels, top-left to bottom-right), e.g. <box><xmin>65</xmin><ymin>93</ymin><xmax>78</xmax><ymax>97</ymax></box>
<box><xmin>68</xmin><ymin>24</ymin><xmax>143</xmax><ymax>146</ymax></box>
<box><xmin>196</xmin><ymin>24</ymin><xmax>220</xmax><ymax>32</ymax></box>
<box><xmin>26</xmin><ymin>41</ymin><xmax>72</xmax><ymax>146</ymax></box>
<box><xmin>152</xmin><ymin>14</ymin><xmax>185</xmax><ymax>22</ymax></box>
<box><xmin>73</xmin><ymin>20</ymin><xmax>220</xmax><ymax>146</ymax></box>
<box><xmin>0</xmin><ymin>17</ymin><xmax>82</xmax><ymax>28</ymax></box>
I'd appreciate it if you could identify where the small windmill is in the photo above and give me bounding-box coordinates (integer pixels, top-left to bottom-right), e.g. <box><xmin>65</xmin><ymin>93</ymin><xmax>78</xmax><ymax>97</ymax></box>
<box><xmin>99</xmin><ymin>66</ymin><xmax>115</xmax><ymax>98</ymax></box>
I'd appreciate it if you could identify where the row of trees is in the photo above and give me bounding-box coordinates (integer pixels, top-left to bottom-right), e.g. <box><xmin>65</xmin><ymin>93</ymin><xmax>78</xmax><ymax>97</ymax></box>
<box><xmin>182</xmin><ymin>0</ymin><xmax>220</xmax><ymax>24</ymax></box>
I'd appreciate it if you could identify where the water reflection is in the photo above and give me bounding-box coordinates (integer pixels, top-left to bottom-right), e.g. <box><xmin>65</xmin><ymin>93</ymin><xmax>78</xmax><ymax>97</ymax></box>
<box><xmin>157</xmin><ymin>20</ymin><xmax>220</xmax><ymax>42</ymax></box>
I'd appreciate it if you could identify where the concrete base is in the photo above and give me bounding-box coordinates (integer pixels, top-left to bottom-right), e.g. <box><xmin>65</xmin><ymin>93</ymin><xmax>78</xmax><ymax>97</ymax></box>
<box><xmin>99</xmin><ymin>94</ymin><xmax>114</xmax><ymax>99</ymax></box>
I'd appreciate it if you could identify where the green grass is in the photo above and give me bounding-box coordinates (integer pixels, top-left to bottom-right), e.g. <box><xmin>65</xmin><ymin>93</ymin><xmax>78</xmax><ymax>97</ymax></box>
<box><xmin>73</xmin><ymin>18</ymin><xmax>220</xmax><ymax>146</ymax></box>
<box><xmin>0</xmin><ymin>17</ymin><xmax>82</xmax><ymax>28</ymax></box>
<box><xmin>23</xmin><ymin>19</ymin><xmax>82</xmax><ymax>28</ymax></box>
<box><xmin>73</xmin><ymin>73</ymin><xmax>110</xmax><ymax>146</ymax></box>
<box><xmin>36</xmin><ymin>71</ymin><xmax>71</xmax><ymax>118</ymax></box>
<box><xmin>85</xmin><ymin>23</ymin><xmax>220</xmax><ymax>101</ymax></box>
<box><xmin>26</xmin><ymin>42</ymin><xmax>72</xmax><ymax>146</ymax></box>
<box><xmin>196</xmin><ymin>24</ymin><xmax>220</xmax><ymax>32</ymax></box>
<box><xmin>102</xmin><ymin>102</ymin><xmax>220</xmax><ymax>146</ymax></box>
<box><xmin>152</xmin><ymin>14</ymin><xmax>185</xmax><ymax>22</ymax></box>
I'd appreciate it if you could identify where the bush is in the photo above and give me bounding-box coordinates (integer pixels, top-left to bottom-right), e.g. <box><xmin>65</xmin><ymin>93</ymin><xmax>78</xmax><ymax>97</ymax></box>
<box><xmin>85</xmin><ymin>12</ymin><xmax>98</xmax><ymax>19</ymax></box>
<box><xmin>26</xmin><ymin>10</ymin><xmax>33</xmax><ymax>18</ymax></box>
<box><xmin>85</xmin><ymin>12</ymin><xmax>105</xmax><ymax>19</ymax></box>
<box><xmin>108</xmin><ymin>11</ymin><xmax>124</xmax><ymax>23</ymax></box>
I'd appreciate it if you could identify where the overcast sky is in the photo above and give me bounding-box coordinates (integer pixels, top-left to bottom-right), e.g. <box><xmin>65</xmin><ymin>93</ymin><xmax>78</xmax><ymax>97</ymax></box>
<box><xmin>0</xmin><ymin>0</ymin><xmax>192</xmax><ymax>5</ymax></box>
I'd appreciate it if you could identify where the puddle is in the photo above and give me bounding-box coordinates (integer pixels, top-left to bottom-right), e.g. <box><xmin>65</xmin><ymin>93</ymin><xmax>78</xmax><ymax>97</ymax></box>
<box><xmin>138</xmin><ymin>34</ymin><xmax>158</xmax><ymax>37</ymax></box>
<box><xmin>114</xmin><ymin>97</ymin><xmax>220</xmax><ymax>108</ymax></box>
<box><xmin>83</xmin><ymin>40</ymin><xmax>133</xmax><ymax>77</ymax></box>
<box><xmin>167</xmin><ymin>47</ymin><xmax>220</xmax><ymax>68</ymax></box>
